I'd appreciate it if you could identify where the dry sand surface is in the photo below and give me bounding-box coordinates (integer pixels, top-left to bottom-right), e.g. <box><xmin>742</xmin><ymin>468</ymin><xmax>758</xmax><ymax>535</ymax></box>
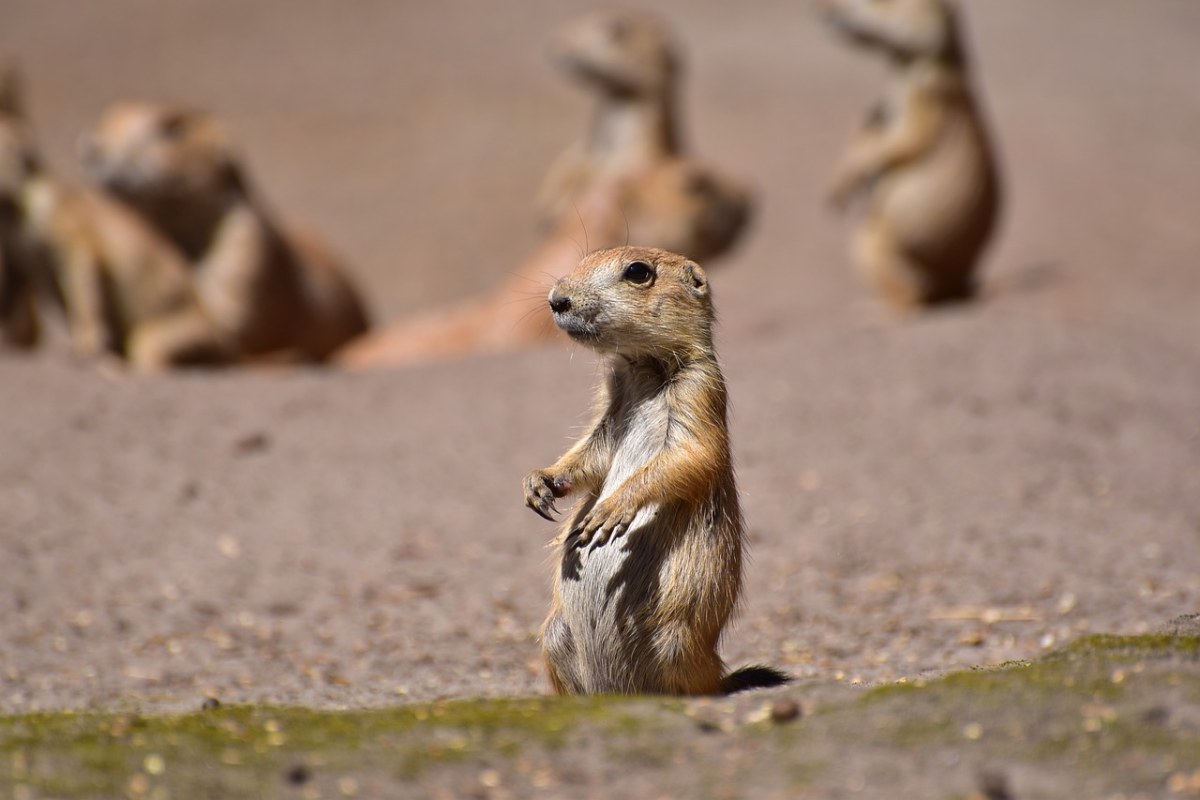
<box><xmin>1</xmin><ymin>0</ymin><xmax>1199</xmax><ymax>720</ymax></box>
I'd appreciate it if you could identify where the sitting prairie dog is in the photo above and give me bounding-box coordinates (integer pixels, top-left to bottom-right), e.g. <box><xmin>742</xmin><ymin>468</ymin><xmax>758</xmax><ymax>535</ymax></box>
<box><xmin>522</xmin><ymin>246</ymin><xmax>786</xmax><ymax>695</ymax></box>
<box><xmin>80</xmin><ymin>102</ymin><xmax>370</xmax><ymax>361</ymax></box>
<box><xmin>0</xmin><ymin>119</ymin><xmax>232</xmax><ymax>369</ymax></box>
<box><xmin>334</xmin><ymin>159</ymin><xmax>751</xmax><ymax>370</ymax></box>
<box><xmin>821</xmin><ymin>0</ymin><xmax>1000</xmax><ymax>306</ymax></box>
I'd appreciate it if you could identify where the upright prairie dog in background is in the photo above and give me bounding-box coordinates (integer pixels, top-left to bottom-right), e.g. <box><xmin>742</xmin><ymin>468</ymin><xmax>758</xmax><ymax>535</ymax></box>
<box><xmin>822</xmin><ymin>0</ymin><xmax>1001</xmax><ymax>306</ymax></box>
<box><xmin>537</xmin><ymin>10</ymin><xmax>752</xmax><ymax>256</ymax></box>
<box><xmin>336</xmin><ymin>11</ymin><xmax>753</xmax><ymax>371</ymax></box>
<box><xmin>0</xmin><ymin>118</ymin><xmax>232</xmax><ymax>369</ymax></box>
<box><xmin>536</xmin><ymin>10</ymin><xmax>679</xmax><ymax>224</ymax></box>
<box><xmin>523</xmin><ymin>246</ymin><xmax>786</xmax><ymax>695</ymax></box>
<box><xmin>80</xmin><ymin>102</ymin><xmax>370</xmax><ymax>362</ymax></box>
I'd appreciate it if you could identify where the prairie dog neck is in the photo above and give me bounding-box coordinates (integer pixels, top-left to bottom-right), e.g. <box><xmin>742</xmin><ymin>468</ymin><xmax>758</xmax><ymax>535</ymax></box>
<box><xmin>608</xmin><ymin>343</ymin><xmax>714</xmax><ymax>394</ymax></box>
<box><xmin>587</xmin><ymin>88</ymin><xmax>679</xmax><ymax>169</ymax></box>
<box><xmin>147</xmin><ymin>166</ymin><xmax>258</xmax><ymax>261</ymax></box>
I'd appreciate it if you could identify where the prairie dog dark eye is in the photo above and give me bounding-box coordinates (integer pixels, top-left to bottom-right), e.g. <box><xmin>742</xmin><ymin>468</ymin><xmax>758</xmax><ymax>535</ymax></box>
<box><xmin>622</xmin><ymin>260</ymin><xmax>654</xmax><ymax>284</ymax></box>
<box><xmin>609</xmin><ymin>18</ymin><xmax>631</xmax><ymax>42</ymax></box>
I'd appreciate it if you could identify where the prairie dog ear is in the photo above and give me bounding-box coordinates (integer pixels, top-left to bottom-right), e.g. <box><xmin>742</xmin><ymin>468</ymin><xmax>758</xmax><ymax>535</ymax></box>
<box><xmin>683</xmin><ymin>260</ymin><xmax>708</xmax><ymax>297</ymax></box>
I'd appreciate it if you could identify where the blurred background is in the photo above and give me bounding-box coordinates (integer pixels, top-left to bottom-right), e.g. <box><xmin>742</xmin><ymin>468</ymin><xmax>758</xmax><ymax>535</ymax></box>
<box><xmin>7</xmin><ymin>0</ymin><xmax>1197</xmax><ymax>333</ymax></box>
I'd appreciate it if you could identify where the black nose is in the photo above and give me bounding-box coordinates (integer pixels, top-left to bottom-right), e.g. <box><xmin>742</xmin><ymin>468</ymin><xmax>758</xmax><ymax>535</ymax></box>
<box><xmin>549</xmin><ymin>294</ymin><xmax>571</xmax><ymax>313</ymax></box>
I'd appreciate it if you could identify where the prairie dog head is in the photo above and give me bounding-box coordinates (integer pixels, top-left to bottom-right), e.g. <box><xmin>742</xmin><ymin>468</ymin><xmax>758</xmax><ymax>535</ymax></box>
<box><xmin>79</xmin><ymin>101</ymin><xmax>240</xmax><ymax>208</ymax></box>
<box><xmin>820</xmin><ymin>0</ymin><xmax>961</xmax><ymax>63</ymax></box>
<box><xmin>549</xmin><ymin>10</ymin><xmax>680</xmax><ymax>98</ymax></box>
<box><xmin>547</xmin><ymin>246</ymin><xmax>713</xmax><ymax>359</ymax></box>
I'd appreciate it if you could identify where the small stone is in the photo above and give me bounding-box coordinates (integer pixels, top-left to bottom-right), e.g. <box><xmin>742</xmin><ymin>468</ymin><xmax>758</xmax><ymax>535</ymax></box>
<box><xmin>201</xmin><ymin>697</ymin><xmax>221</xmax><ymax>711</ymax></box>
<box><xmin>217</xmin><ymin>535</ymin><xmax>241</xmax><ymax>559</ymax></box>
<box><xmin>1056</xmin><ymin>592</ymin><xmax>1077</xmax><ymax>615</ymax></box>
<box><xmin>1142</xmin><ymin>706</ymin><xmax>1170</xmax><ymax>726</ymax></box>
<box><xmin>960</xmin><ymin>629</ymin><xmax>985</xmax><ymax>647</ymax></box>
<box><xmin>285</xmin><ymin>764</ymin><xmax>311</xmax><ymax>785</ymax></box>
<box><xmin>977</xmin><ymin>769</ymin><xmax>1013</xmax><ymax>800</ymax></box>
<box><xmin>233</xmin><ymin>431</ymin><xmax>270</xmax><ymax>454</ymax></box>
<box><xmin>770</xmin><ymin>698</ymin><xmax>801</xmax><ymax>723</ymax></box>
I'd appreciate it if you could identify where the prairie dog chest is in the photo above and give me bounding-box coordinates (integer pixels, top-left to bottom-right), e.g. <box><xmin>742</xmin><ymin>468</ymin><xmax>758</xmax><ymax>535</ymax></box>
<box><xmin>598</xmin><ymin>375</ymin><xmax>670</xmax><ymax>502</ymax></box>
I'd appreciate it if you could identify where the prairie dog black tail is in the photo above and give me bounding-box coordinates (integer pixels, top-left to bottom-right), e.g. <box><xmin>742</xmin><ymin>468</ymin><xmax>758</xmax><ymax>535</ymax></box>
<box><xmin>721</xmin><ymin>665</ymin><xmax>791</xmax><ymax>695</ymax></box>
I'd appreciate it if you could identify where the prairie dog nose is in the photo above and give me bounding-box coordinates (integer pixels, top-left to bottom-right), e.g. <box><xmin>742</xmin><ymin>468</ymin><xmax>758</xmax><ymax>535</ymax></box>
<box><xmin>548</xmin><ymin>291</ymin><xmax>572</xmax><ymax>313</ymax></box>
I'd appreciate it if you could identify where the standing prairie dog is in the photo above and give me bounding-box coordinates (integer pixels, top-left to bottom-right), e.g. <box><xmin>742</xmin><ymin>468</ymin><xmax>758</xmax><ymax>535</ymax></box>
<box><xmin>822</xmin><ymin>0</ymin><xmax>1000</xmax><ymax>306</ymax></box>
<box><xmin>0</xmin><ymin>119</ymin><xmax>232</xmax><ymax>369</ymax></box>
<box><xmin>523</xmin><ymin>246</ymin><xmax>786</xmax><ymax>695</ymax></box>
<box><xmin>79</xmin><ymin>102</ymin><xmax>370</xmax><ymax>361</ymax></box>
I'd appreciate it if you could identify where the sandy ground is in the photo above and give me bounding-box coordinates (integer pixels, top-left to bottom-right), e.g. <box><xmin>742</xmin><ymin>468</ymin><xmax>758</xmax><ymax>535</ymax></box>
<box><xmin>1</xmin><ymin>0</ymin><xmax>1199</xmax><ymax>716</ymax></box>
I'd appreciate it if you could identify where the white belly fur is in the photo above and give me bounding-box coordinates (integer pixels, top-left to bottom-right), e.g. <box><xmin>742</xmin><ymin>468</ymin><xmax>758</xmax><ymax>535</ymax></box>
<box><xmin>559</xmin><ymin>392</ymin><xmax>668</xmax><ymax>691</ymax></box>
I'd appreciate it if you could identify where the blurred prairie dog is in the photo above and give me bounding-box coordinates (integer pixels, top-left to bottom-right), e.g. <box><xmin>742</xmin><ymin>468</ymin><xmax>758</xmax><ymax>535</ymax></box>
<box><xmin>80</xmin><ymin>102</ymin><xmax>370</xmax><ymax>361</ymax></box>
<box><xmin>822</xmin><ymin>0</ymin><xmax>1000</xmax><ymax>306</ymax></box>
<box><xmin>335</xmin><ymin>13</ymin><xmax>752</xmax><ymax>371</ymax></box>
<box><xmin>523</xmin><ymin>246</ymin><xmax>786</xmax><ymax>695</ymax></box>
<box><xmin>540</xmin><ymin>10</ymin><xmax>753</xmax><ymax>258</ymax></box>
<box><xmin>333</xmin><ymin>214</ymin><xmax>599</xmax><ymax>370</ymax></box>
<box><xmin>334</xmin><ymin>160</ymin><xmax>750</xmax><ymax>370</ymax></box>
<box><xmin>0</xmin><ymin>120</ymin><xmax>231</xmax><ymax>368</ymax></box>
<box><xmin>537</xmin><ymin>10</ymin><xmax>681</xmax><ymax>226</ymax></box>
